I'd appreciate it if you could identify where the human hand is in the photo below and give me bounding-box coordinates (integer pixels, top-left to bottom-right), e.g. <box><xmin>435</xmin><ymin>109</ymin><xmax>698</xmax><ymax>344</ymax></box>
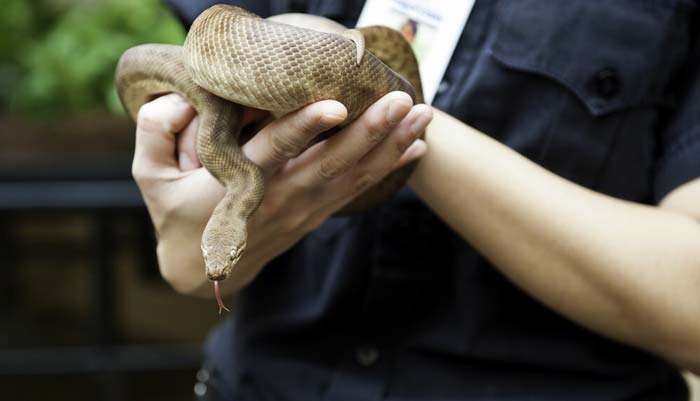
<box><xmin>132</xmin><ymin>91</ymin><xmax>432</xmax><ymax>296</ymax></box>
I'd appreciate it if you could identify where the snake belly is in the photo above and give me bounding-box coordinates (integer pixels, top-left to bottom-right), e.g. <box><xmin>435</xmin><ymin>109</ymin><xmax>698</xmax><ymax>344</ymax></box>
<box><xmin>116</xmin><ymin>4</ymin><xmax>423</xmax><ymax>282</ymax></box>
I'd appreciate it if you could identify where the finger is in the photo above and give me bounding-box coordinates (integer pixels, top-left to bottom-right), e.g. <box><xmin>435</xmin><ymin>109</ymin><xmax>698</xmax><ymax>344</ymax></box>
<box><xmin>310</xmin><ymin>139</ymin><xmax>428</xmax><ymax>223</ymax></box>
<box><xmin>291</xmin><ymin>91</ymin><xmax>413</xmax><ymax>185</ymax></box>
<box><xmin>393</xmin><ymin>138</ymin><xmax>428</xmax><ymax>169</ymax></box>
<box><xmin>177</xmin><ymin>114</ymin><xmax>201</xmax><ymax>171</ymax></box>
<box><xmin>177</xmin><ymin>107</ymin><xmax>269</xmax><ymax>172</ymax></box>
<box><xmin>133</xmin><ymin>93</ymin><xmax>196</xmax><ymax>180</ymax></box>
<box><xmin>328</xmin><ymin>105</ymin><xmax>432</xmax><ymax>198</ymax></box>
<box><xmin>242</xmin><ymin>100</ymin><xmax>347</xmax><ymax>174</ymax></box>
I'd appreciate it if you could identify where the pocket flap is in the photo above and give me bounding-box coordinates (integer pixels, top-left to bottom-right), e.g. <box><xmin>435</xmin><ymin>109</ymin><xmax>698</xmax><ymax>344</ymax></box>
<box><xmin>488</xmin><ymin>0</ymin><xmax>691</xmax><ymax>116</ymax></box>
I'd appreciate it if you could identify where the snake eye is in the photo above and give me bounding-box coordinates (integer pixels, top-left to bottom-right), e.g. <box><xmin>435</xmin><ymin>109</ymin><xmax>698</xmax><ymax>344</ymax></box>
<box><xmin>229</xmin><ymin>248</ymin><xmax>238</xmax><ymax>261</ymax></box>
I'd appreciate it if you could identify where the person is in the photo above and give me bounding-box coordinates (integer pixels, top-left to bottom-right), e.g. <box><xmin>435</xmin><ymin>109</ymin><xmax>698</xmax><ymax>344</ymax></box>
<box><xmin>132</xmin><ymin>0</ymin><xmax>700</xmax><ymax>400</ymax></box>
<box><xmin>399</xmin><ymin>19</ymin><xmax>417</xmax><ymax>44</ymax></box>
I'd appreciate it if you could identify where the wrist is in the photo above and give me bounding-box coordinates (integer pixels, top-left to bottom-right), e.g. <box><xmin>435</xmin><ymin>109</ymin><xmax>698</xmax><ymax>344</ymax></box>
<box><xmin>156</xmin><ymin>232</ymin><xmax>208</xmax><ymax>295</ymax></box>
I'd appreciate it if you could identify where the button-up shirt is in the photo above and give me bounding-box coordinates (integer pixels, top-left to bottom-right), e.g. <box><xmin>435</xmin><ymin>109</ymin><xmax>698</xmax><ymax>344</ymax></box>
<box><xmin>166</xmin><ymin>0</ymin><xmax>700</xmax><ymax>399</ymax></box>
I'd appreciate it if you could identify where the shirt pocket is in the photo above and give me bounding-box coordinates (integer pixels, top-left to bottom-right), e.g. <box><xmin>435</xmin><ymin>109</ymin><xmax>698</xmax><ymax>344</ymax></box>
<box><xmin>484</xmin><ymin>0</ymin><xmax>693</xmax><ymax>195</ymax></box>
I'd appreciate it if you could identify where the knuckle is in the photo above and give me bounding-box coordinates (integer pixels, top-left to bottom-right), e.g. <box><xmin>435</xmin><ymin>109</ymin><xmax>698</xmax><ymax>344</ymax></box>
<box><xmin>256</xmin><ymin>193</ymin><xmax>284</xmax><ymax>219</ymax></box>
<box><xmin>131</xmin><ymin>160</ymin><xmax>162</xmax><ymax>189</ymax></box>
<box><xmin>296</xmin><ymin>106</ymin><xmax>328</xmax><ymax>136</ymax></box>
<box><xmin>363</xmin><ymin>116</ymin><xmax>391</xmax><ymax>145</ymax></box>
<box><xmin>394</xmin><ymin>137</ymin><xmax>411</xmax><ymax>157</ymax></box>
<box><xmin>131</xmin><ymin>160</ymin><xmax>150</xmax><ymax>183</ymax></box>
<box><xmin>268</xmin><ymin>131</ymin><xmax>303</xmax><ymax>161</ymax></box>
<box><xmin>353</xmin><ymin>171</ymin><xmax>378</xmax><ymax>194</ymax></box>
<box><xmin>137</xmin><ymin>102</ymin><xmax>173</xmax><ymax>133</ymax></box>
<box><xmin>318</xmin><ymin>156</ymin><xmax>351</xmax><ymax>180</ymax></box>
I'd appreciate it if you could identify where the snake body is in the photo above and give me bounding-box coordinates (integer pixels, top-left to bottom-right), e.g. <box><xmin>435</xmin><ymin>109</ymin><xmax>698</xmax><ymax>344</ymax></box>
<box><xmin>116</xmin><ymin>5</ymin><xmax>422</xmax><ymax>291</ymax></box>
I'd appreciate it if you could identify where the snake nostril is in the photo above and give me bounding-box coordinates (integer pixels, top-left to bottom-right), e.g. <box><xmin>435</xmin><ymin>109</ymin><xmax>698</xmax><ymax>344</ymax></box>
<box><xmin>208</xmin><ymin>271</ymin><xmax>227</xmax><ymax>281</ymax></box>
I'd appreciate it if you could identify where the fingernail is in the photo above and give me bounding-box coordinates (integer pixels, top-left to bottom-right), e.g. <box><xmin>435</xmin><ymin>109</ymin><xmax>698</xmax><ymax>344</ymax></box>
<box><xmin>387</xmin><ymin>98</ymin><xmax>410</xmax><ymax>125</ymax></box>
<box><xmin>410</xmin><ymin>112</ymin><xmax>432</xmax><ymax>136</ymax></box>
<box><xmin>320</xmin><ymin>112</ymin><xmax>345</xmax><ymax>128</ymax></box>
<box><xmin>319</xmin><ymin>102</ymin><xmax>347</xmax><ymax>128</ymax></box>
<box><xmin>179</xmin><ymin>151</ymin><xmax>196</xmax><ymax>171</ymax></box>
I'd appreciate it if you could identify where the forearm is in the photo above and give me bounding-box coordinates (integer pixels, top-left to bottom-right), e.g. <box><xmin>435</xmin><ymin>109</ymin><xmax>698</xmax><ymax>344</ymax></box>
<box><xmin>410</xmin><ymin>109</ymin><xmax>700</xmax><ymax>371</ymax></box>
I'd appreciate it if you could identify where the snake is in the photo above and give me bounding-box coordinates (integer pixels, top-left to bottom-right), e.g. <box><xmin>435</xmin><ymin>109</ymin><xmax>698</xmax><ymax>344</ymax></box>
<box><xmin>115</xmin><ymin>5</ymin><xmax>422</xmax><ymax>312</ymax></box>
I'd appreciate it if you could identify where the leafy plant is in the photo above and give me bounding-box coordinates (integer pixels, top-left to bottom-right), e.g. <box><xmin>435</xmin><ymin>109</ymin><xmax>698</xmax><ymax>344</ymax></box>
<box><xmin>0</xmin><ymin>0</ymin><xmax>185</xmax><ymax>118</ymax></box>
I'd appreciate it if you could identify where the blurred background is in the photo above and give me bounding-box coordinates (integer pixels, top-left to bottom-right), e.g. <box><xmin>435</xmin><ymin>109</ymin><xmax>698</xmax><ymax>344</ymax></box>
<box><xmin>0</xmin><ymin>0</ymin><xmax>698</xmax><ymax>400</ymax></box>
<box><xmin>1</xmin><ymin>0</ymin><xmax>222</xmax><ymax>400</ymax></box>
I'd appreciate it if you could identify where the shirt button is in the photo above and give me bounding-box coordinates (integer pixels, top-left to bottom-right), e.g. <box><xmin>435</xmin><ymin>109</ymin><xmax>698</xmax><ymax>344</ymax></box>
<box><xmin>594</xmin><ymin>67</ymin><xmax>620</xmax><ymax>99</ymax></box>
<box><xmin>193</xmin><ymin>382</ymin><xmax>207</xmax><ymax>397</ymax></box>
<box><xmin>356</xmin><ymin>346</ymin><xmax>380</xmax><ymax>367</ymax></box>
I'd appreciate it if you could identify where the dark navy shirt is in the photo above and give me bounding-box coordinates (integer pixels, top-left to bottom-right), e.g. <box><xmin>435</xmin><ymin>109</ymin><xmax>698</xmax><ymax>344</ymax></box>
<box><xmin>167</xmin><ymin>1</ymin><xmax>700</xmax><ymax>400</ymax></box>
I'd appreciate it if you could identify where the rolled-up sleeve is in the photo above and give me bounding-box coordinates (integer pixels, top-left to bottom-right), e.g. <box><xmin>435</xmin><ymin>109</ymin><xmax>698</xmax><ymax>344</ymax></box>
<box><xmin>653</xmin><ymin>31</ymin><xmax>700</xmax><ymax>203</ymax></box>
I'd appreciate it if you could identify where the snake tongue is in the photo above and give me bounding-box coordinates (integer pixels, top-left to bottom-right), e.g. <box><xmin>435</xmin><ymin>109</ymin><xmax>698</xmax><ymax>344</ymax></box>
<box><xmin>214</xmin><ymin>281</ymin><xmax>231</xmax><ymax>314</ymax></box>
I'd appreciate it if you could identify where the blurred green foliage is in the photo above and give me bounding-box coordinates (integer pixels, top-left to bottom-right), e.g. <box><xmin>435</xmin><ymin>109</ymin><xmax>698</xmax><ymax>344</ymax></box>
<box><xmin>0</xmin><ymin>0</ymin><xmax>185</xmax><ymax>118</ymax></box>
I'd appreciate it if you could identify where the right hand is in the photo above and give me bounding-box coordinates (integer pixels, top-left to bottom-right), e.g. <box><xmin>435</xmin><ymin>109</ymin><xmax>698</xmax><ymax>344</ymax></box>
<box><xmin>132</xmin><ymin>92</ymin><xmax>432</xmax><ymax>296</ymax></box>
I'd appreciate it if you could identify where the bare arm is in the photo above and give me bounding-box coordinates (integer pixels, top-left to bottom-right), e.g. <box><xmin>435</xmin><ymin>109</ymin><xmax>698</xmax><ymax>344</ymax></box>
<box><xmin>409</xmin><ymin>109</ymin><xmax>700</xmax><ymax>373</ymax></box>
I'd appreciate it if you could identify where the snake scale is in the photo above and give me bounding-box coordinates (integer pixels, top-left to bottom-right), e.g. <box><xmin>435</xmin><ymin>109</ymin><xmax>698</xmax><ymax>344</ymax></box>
<box><xmin>116</xmin><ymin>5</ymin><xmax>422</xmax><ymax>310</ymax></box>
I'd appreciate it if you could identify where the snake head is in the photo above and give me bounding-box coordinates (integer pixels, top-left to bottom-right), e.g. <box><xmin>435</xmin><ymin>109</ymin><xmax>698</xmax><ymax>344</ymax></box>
<box><xmin>201</xmin><ymin>237</ymin><xmax>247</xmax><ymax>282</ymax></box>
<box><xmin>201</xmin><ymin>226</ymin><xmax>246</xmax><ymax>314</ymax></box>
<box><xmin>202</xmin><ymin>239</ymin><xmax>245</xmax><ymax>314</ymax></box>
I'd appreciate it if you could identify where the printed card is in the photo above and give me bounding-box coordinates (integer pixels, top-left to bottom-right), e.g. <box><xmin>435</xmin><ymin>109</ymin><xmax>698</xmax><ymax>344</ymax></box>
<box><xmin>356</xmin><ymin>0</ymin><xmax>475</xmax><ymax>104</ymax></box>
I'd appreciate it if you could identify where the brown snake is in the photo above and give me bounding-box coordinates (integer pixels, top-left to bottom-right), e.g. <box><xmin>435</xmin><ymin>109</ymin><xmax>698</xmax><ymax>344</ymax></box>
<box><xmin>115</xmin><ymin>5</ymin><xmax>422</xmax><ymax>311</ymax></box>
